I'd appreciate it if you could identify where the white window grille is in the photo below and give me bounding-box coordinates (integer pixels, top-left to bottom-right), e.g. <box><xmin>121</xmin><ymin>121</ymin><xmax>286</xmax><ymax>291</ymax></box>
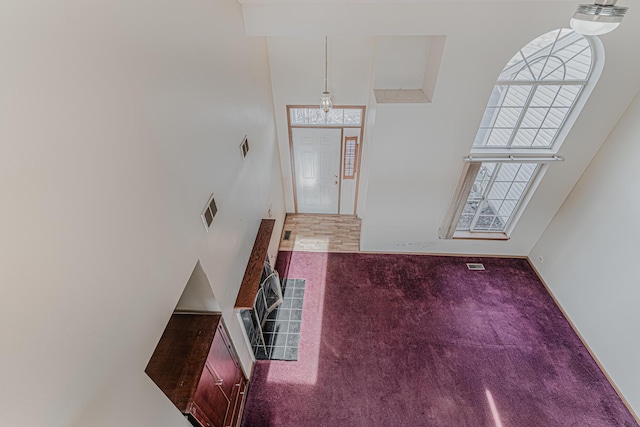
<box><xmin>343</xmin><ymin>136</ymin><xmax>358</xmax><ymax>179</ymax></box>
<box><xmin>473</xmin><ymin>29</ymin><xmax>593</xmax><ymax>150</ymax></box>
<box><xmin>290</xmin><ymin>107</ymin><xmax>363</xmax><ymax>126</ymax></box>
<box><xmin>441</xmin><ymin>29</ymin><xmax>601</xmax><ymax>239</ymax></box>
<box><xmin>457</xmin><ymin>162</ymin><xmax>540</xmax><ymax>232</ymax></box>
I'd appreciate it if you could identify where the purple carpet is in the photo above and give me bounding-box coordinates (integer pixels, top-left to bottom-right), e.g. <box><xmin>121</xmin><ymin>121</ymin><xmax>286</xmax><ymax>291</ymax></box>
<box><xmin>242</xmin><ymin>252</ymin><xmax>637</xmax><ymax>426</ymax></box>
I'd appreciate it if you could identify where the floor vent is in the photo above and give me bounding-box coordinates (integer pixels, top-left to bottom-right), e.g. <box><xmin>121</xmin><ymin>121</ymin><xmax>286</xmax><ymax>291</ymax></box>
<box><xmin>466</xmin><ymin>263</ymin><xmax>485</xmax><ymax>271</ymax></box>
<box><xmin>283</xmin><ymin>230</ymin><xmax>292</xmax><ymax>241</ymax></box>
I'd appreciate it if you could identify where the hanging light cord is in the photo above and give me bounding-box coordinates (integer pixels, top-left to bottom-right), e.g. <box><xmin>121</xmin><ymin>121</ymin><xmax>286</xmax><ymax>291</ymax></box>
<box><xmin>320</xmin><ymin>35</ymin><xmax>332</xmax><ymax>114</ymax></box>
<box><xmin>324</xmin><ymin>36</ymin><xmax>328</xmax><ymax>93</ymax></box>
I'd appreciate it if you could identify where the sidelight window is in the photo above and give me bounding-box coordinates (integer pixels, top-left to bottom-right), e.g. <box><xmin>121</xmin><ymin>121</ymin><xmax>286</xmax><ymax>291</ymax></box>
<box><xmin>343</xmin><ymin>136</ymin><xmax>358</xmax><ymax>179</ymax></box>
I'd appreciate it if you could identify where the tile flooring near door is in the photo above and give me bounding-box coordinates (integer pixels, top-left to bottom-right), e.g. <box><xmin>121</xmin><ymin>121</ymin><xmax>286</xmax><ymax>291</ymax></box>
<box><xmin>279</xmin><ymin>214</ymin><xmax>361</xmax><ymax>252</ymax></box>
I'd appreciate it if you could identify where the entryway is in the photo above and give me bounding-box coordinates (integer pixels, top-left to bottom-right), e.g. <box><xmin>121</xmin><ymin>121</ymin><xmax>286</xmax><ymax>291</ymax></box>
<box><xmin>279</xmin><ymin>214</ymin><xmax>361</xmax><ymax>252</ymax></box>
<box><xmin>288</xmin><ymin>106</ymin><xmax>365</xmax><ymax>215</ymax></box>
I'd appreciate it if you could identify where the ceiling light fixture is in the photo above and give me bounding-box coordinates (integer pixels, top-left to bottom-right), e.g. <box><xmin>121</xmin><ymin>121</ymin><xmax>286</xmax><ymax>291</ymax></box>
<box><xmin>320</xmin><ymin>36</ymin><xmax>333</xmax><ymax>114</ymax></box>
<box><xmin>570</xmin><ymin>0</ymin><xmax>628</xmax><ymax>36</ymax></box>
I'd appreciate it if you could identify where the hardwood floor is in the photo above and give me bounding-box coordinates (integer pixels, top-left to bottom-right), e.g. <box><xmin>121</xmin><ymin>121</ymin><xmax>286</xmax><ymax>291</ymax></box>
<box><xmin>278</xmin><ymin>214</ymin><xmax>361</xmax><ymax>252</ymax></box>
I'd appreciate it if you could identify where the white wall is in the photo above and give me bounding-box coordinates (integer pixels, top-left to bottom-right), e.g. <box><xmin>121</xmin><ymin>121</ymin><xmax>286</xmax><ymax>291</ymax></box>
<box><xmin>175</xmin><ymin>262</ymin><xmax>221</xmax><ymax>313</ymax></box>
<box><xmin>357</xmin><ymin>9</ymin><xmax>640</xmax><ymax>255</ymax></box>
<box><xmin>373</xmin><ymin>36</ymin><xmax>431</xmax><ymax>89</ymax></box>
<box><xmin>246</xmin><ymin>2</ymin><xmax>640</xmax><ymax>256</ymax></box>
<box><xmin>267</xmin><ymin>36</ymin><xmax>375</xmax><ymax>213</ymax></box>
<box><xmin>530</xmin><ymin>90</ymin><xmax>640</xmax><ymax>415</ymax></box>
<box><xmin>0</xmin><ymin>0</ymin><xmax>284</xmax><ymax>426</ymax></box>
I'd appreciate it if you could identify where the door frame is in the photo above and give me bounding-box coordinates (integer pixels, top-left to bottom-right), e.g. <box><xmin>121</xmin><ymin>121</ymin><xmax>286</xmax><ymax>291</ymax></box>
<box><xmin>287</xmin><ymin>105</ymin><xmax>366</xmax><ymax>215</ymax></box>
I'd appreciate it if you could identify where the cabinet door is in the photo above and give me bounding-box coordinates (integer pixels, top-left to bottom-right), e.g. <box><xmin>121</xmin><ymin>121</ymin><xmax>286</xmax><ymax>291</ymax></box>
<box><xmin>193</xmin><ymin>363</ymin><xmax>230</xmax><ymax>427</ymax></box>
<box><xmin>228</xmin><ymin>377</ymin><xmax>248</xmax><ymax>427</ymax></box>
<box><xmin>189</xmin><ymin>400</ymin><xmax>215</xmax><ymax>427</ymax></box>
<box><xmin>209</xmin><ymin>324</ymin><xmax>240</xmax><ymax>400</ymax></box>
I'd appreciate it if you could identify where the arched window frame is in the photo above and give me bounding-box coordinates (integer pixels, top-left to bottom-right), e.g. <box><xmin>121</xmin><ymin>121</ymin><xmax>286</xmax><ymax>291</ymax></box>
<box><xmin>440</xmin><ymin>30</ymin><xmax>604</xmax><ymax>240</ymax></box>
<box><xmin>472</xmin><ymin>29</ymin><xmax>603</xmax><ymax>154</ymax></box>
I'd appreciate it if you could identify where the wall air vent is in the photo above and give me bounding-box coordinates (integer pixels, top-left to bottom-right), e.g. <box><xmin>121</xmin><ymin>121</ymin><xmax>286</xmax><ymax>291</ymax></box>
<box><xmin>466</xmin><ymin>263</ymin><xmax>485</xmax><ymax>271</ymax></box>
<box><xmin>201</xmin><ymin>194</ymin><xmax>218</xmax><ymax>231</ymax></box>
<box><xmin>240</xmin><ymin>136</ymin><xmax>249</xmax><ymax>159</ymax></box>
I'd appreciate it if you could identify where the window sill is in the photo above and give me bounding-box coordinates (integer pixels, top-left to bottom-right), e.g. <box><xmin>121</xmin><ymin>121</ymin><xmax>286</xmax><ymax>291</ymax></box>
<box><xmin>452</xmin><ymin>231</ymin><xmax>509</xmax><ymax>241</ymax></box>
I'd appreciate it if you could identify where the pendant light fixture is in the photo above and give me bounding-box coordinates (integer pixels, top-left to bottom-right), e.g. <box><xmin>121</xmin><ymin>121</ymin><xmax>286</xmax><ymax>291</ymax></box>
<box><xmin>570</xmin><ymin>0</ymin><xmax>628</xmax><ymax>36</ymax></box>
<box><xmin>320</xmin><ymin>36</ymin><xmax>333</xmax><ymax>114</ymax></box>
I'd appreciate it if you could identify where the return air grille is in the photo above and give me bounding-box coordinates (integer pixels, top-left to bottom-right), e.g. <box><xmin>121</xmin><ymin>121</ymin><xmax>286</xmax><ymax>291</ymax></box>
<box><xmin>466</xmin><ymin>263</ymin><xmax>485</xmax><ymax>271</ymax></box>
<box><xmin>201</xmin><ymin>194</ymin><xmax>218</xmax><ymax>231</ymax></box>
<box><xmin>240</xmin><ymin>136</ymin><xmax>249</xmax><ymax>159</ymax></box>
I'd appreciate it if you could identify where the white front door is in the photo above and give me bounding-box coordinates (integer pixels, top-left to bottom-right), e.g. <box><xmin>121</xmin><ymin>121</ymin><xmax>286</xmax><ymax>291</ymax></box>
<box><xmin>292</xmin><ymin>128</ymin><xmax>342</xmax><ymax>214</ymax></box>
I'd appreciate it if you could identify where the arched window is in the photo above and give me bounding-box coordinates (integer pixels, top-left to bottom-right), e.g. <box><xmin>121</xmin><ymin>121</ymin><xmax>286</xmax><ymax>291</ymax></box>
<box><xmin>474</xmin><ymin>29</ymin><xmax>594</xmax><ymax>150</ymax></box>
<box><xmin>441</xmin><ymin>29</ymin><xmax>601</xmax><ymax>239</ymax></box>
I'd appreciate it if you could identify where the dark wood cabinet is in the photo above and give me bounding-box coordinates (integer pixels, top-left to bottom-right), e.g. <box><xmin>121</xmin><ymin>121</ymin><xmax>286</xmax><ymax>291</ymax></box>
<box><xmin>146</xmin><ymin>313</ymin><xmax>248</xmax><ymax>427</ymax></box>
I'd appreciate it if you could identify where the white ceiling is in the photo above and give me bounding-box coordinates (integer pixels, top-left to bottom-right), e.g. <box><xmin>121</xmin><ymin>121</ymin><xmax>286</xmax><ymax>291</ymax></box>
<box><xmin>245</xmin><ymin>0</ymin><xmax>640</xmax><ymax>255</ymax></box>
